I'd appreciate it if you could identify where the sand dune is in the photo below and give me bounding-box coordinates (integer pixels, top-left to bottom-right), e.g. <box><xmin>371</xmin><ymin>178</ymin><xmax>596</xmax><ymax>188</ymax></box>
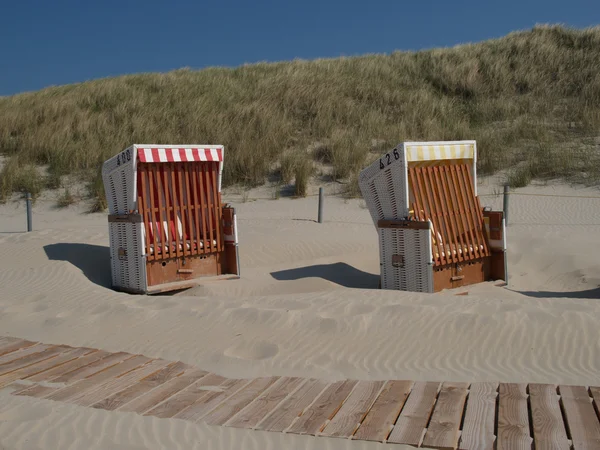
<box><xmin>1</xmin><ymin>179</ymin><xmax>600</xmax><ymax>449</ymax></box>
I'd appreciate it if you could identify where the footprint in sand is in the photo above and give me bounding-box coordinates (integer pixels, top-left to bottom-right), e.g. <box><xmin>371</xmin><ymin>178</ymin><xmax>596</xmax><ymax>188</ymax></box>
<box><xmin>224</xmin><ymin>340</ymin><xmax>279</xmax><ymax>360</ymax></box>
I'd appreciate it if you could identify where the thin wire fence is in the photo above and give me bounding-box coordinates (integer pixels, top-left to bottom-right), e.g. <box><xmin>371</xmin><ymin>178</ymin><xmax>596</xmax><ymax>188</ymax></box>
<box><xmin>480</xmin><ymin>192</ymin><xmax>600</xmax><ymax>199</ymax></box>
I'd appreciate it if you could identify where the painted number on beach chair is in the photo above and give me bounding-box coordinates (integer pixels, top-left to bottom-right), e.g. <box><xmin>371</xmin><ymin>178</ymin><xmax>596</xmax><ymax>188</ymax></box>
<box><xmin>379</xmin><ymin>149</ymin><xmax>400</xmax><ymax>170</ymax></box>
<box><xmin>116</xmin><ymin>149</ymin><xmax>132</xmax><ymax>166</ymax></box>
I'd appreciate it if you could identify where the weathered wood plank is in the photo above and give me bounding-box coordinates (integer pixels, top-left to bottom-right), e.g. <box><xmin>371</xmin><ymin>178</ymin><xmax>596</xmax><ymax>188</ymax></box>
<box><xmin>91</xmin><ymin>361</ymin><xmax>188</xmax><ymax>411</ymax></box>
<box><xmin>44</xmin><ymin>355</ymin><xmax>152</xmax><ymax>402</ymax></box>
<box><xmin>202</xmin><ymin>377</ymin><xmax>280</xmax><ymax>426</ymax></box>
<box><xmin>255</xmin><ymin>378</ymin><xmax>329</xmax><ymax>433</ymax></box>
<box><xmin>286</xmin><ymin>380</ymin><xmax>358</xmax><ymax>436</ymax></box>
<box><xmin>0</xmin><ymin>338</ymin><xmax>37</xmax><ymax>358</ymax></box>
<box><xmin>459</xmin><ymin>382</ymin><xmax>498</xmax><ymax>450</ymax></box>
<box><xmin>559</xmin><ymin>385</ymin><xmax>600</xmax><ymax>450</ymax></box>
<box><xmin>353</xmin><ymin>380</ymin><xmax>413</xmax><ymax>442</ymax></box>
<box><xmin>497</xmin><ymin>383</ymin><xmax>532</xmax><ymax>450</ymax></box>
<box><xmin>0</xmin><ymin>346</ymin><xmax>69</xmax><ymax>376</ymax></box>
<box><xmin>529</xmin><ymin>383</ymin><xmax>570</xmax><ymax>450</ymax></box>
<box><xmin>320</xmin><ymin>380</ymin><xmax>386</xmax><ymax>438</ymax></box>
<box><xmin>422</xmin><ymin>382</ymin><xmax>469</xmax><ymax>450</ymax></box>
<box><xmin>26</xmin><ymin>350</ymin><xmax>110</xmax><ymax>382</ymax></box>
<box><xmin>173</xmin><ymin>378</ymin><xmax>249</xmax><ymax>421</ymax></box>
<box><xmin>224</xmin><ymin>376</ymin><xmax>305</xmax><ymax>429</ymax></box>
<box><xmin>71</xmin><ymin>359</ymin><xmax>171</xmax><ymax>407</ymax></box>
<box><xmin>590</xmin><ymin>387</ymin><xmax>600</xmax><ymax>421</ymax></box>
<box><xmin>0</xmin><ymin>343</ymin><xmax>49</xmax><ymax>365</ymax></box>
<box><xmin>118</xmin><ymin>367</ymin><xmax>206</xmax><ymax>414</ymax></box>
<box><xmin>143</xmin><ymin>372</ymin><xmax>226</xmax><ymax>419</ymax></box>
<box><xmin>0</xmin><ymin>347</ymin><xmax>92</xmax><ymax>388</ymax></box>
<box><xmin>49</xmin><ymin>352</ymin><xmax>132</xmax><ymax>383</ymax></box>
<box><xmin>13</xmin><ymin>384</ymin><xmax>57</xmax><ymax>398</ymax></box>
<box><xmin>387</xmin><ymin>381</ymin><xmax>441</xmax><ymax>446</ymax></box>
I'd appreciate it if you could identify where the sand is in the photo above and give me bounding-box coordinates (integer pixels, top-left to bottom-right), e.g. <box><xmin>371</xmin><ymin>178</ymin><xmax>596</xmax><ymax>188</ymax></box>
<box><xmin>1</xmin><ymin>177</ymin><xmax>600</xmax><ymax>449</ymax></box>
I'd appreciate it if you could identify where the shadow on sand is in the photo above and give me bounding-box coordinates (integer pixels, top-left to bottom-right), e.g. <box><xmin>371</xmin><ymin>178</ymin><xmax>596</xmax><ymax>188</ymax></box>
<box><xmin>44</xmin><ymin>243</ymin><xmax>112</xmax><ymax>288</ymax></box>
<box><xmin>513</xmin><ymin>287</ymin><xmax>600</xmax><ymax>299</ymax></box>
<box><xmin>270</xmin><ymin>262</ymin><xmax>379</xmax><ymax>289</ymax></box>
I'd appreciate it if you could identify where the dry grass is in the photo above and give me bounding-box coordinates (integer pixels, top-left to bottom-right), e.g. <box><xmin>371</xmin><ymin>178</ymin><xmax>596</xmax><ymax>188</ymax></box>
<box><xmin>1</xmin><ymin>24</ymin><xmax>600</xmax><ymax>206</ymax></box>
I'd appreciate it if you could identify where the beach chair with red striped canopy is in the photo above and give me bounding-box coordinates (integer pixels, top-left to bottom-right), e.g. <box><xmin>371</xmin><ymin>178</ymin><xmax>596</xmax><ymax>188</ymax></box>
<box><xmin>102</xmin><ymin>145</ymin><xmax>240</xmax><ymax>294</ymax></box>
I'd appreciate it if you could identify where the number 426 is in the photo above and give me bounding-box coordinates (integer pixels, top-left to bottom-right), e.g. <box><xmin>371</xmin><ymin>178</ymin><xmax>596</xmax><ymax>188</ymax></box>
<box><xmin>379</xmin><ymin>148</ymin><xmax>400</xmax><ymax>170</ymax></box>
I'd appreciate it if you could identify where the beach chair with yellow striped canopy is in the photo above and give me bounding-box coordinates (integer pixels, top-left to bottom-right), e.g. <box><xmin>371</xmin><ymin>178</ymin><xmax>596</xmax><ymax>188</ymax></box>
<box><xmin>359</xmin><ymin>140</ymin><xmax>507</xmax><ymax>293</ymax></box>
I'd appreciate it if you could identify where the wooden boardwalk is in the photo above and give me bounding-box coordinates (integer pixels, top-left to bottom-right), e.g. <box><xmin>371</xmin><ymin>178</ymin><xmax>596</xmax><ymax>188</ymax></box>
<box><xmin>1</xmin><ymin>336</ymin><xmax>600</xmax><ymax>449</ymax></box>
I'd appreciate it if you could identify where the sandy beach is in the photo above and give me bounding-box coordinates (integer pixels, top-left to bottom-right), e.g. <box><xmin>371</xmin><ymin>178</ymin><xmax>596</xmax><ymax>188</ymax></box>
<box><xmin>1</xmin><ymin>176</ymin><xmax>600</xmax><ymax>449</ymax></box>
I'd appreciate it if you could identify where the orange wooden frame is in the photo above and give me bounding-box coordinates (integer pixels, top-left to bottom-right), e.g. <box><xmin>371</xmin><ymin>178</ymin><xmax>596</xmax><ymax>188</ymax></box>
<box><xmin>136</xmin><ymin>162</ymin><xmax>225</xmax><ymax>261</ymax></box>
<box><xmin>408</xmin><ymin>164</ymin><xmax>490</xmax><ymax>267</ymax></box>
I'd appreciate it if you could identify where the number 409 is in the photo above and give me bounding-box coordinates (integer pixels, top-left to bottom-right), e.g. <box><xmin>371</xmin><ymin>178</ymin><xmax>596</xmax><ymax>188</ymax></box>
<box><xmin>379</xmin><ymin>148</ymin><xmax>400</xmax><ymax>170</ymax></box>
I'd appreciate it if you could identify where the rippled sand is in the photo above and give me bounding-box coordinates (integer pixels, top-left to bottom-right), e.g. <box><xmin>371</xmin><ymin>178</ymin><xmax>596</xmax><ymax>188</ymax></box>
<box><xmin>1</xmin><ymin>180</ymin><xmax>599</xmax><ymax>449</ymax></box>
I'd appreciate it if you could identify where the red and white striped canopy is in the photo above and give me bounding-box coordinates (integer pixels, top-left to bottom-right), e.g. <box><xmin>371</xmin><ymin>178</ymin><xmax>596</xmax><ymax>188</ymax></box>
<box><xmin>137</xmin><ymin>147</ymin><xmax>223</xmax><ymax>163</ymax></box>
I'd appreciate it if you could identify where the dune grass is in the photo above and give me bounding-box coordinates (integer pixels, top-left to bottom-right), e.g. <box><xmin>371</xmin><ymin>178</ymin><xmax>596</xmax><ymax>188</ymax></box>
<box><xmin>1</xmin><ymin>24</ymin><xmax>600</xmax><ymax>206</ymax></box>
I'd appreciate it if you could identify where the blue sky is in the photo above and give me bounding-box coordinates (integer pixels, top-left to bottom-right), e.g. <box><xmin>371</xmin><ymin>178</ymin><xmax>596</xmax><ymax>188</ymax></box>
<box><xmin>1</xmin><ymin>0</ymin><xmax>598</xmax><ymax>96</ymax></box>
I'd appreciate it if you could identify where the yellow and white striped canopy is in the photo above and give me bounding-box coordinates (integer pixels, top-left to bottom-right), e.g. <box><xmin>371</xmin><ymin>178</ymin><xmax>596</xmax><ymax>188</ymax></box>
<box><xmin>405</xmin><ymin>142</ymin><xmax>475</xmax><ymax>167</ymax></box>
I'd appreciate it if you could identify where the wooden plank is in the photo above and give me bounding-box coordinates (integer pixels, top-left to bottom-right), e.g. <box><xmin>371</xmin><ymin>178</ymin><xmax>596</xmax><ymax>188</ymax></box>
<box><xmin>175</xmin><ymin>164</ymin><xmax>186</xmax><ymax>257</ymax></box>
<box><xmin>49</xmin><ymin>351</ymin><xmax>132</xmax><ymax>383</ymax></box>
<box><xmin>0</xmin><ymin>343</ymin><xmax>49</xmax><ymax>365</ymax></box>
<box><xmin>210</xmin><ymin>163</ymin><xmax>223</xmax><ymax>252</ymax></box>
<box><xmin>458</xmin><ymin>382</ymin><xmax>498</xmax><ymax>450</ymax></box>
<box><xmin>224</xmin><ymin>376</ymin><xmax>306</xmax><ymax>429</ymax></box>
<box><xmin>155</xmin><ymin>165</ymin><xmax>168</xmax><ymax>259</ymax></box>
<box><xmin>353</xmin><ymin>380</ymin><xmax>414</xmax><ymax>442</ymax></box>
<box><xmin>44</xmin><ymin>355</ymin><xmax>152</xmax><ymax>402</ymax></box>
<box><xmin>497</xmin><ymin>383</ymin><xmax>533</xmax><ymax>450</ymax></box>
<box><xmin>202</xmin><ymin>164</ymin><xmax>215</xmax><ymax>252</ymax></box>
<box><xmin>143</xmin><ymin>372</ymin><xmax>227</xmax><ymax>419</ymax></box>
<box><xmin>26</xmin><ymin>350</ymin><xmax>109</xmax><ymax>382</ymax></box>
<box><xmin>160</xmin><ymin>165</ymin><xmax>173</xmax><ymax>256</ymax></box>
<box><xmin>182</xmin><ymin>165</ymin><xmax>196</xmax><ymax>256</ymax></box>
<box><xmin>0</xmin><ymin>338</ymin><xmax>37</xmax><ymax>357</ymax></box>
<box><xmin>91</xmin><ymin>361</ymin><xmax>188</xmax><ymax>411</ymax></box>
<box><xmin>559</xmin><ymin>385</ymin><xmax>600</xmax><ymax>450</ymax></box>
<box><xmin>256</xmin><ymin>378</ymin><xmax>329</xmax><ymax>433</ymax></box>
<box><xmin>13</xmin><ymin>384</ymin><xmax>57</xmax><ymax>398</ymax></box>
<box><xmin>590</xmin><ymin>387</ymin><xmax>600</xmax><ymax>420</ymax></box>
<box><xmin>148</xmin><ymin>164</ymin><xmax>165</xmax><ymax>259</ymax></box>
<box><xmin>168</xmin><ymin>164</ymin><xmax>181</xmax><ymax>258</ymax></box>
<box><xmin>529</xmin><ymin>383</ymin><xmax>570</xmax><ymax>450</ymax></box>
<box><xmin>173</xmin><ymin>378</ymin><xmax>250</xmax><ymax>422</ymax></box>
<box><xmin>0</xmin><ymin>347</ymin><xmax>92</xmax><ymax>388</ymax></box>
<box><xmin>0</xmin><ymin>345</ymin><xmax>68</xmax><ymax>376</ymax></box>
<box><xmin>118</xmin><ymin>367</ymin><xmax>206</xmax><ymax>414</ymax></box>
<box><xmin>138</xmin><ymin>165</ymin><xmax>153</xmax><ymax>261</ymax></box>
<box><xmin>188</xmin><ymin>164</ymin><xmax>202</xmax><ymax>255</ymax></box>
<box><xmin>387</xmin><ymin>381</ymin><xmax>441</xmax><ymax>446</ymax></box>
<box><xmin>422</xmin><ymin>382</ymin><xmax>469</xmax><ymax>450</ymax></box>
<box><xmin>320</xmin><ymin>380</ymin><xmax>385</xmax><ymax>438</ymax></box>
<box><xmin>71</xmin><ymin>359</ymin><xmax>171</xmax><ymax>407</ymax></box>
<box><xmin>286</xmin><ymin>380</ymin><xmax>358</xmax><ymax>436</ymax></box>
<box><xmin>202</xmin><ymin>376</ymin><xmax>280</xmax><ymax>426</ymax></box>
<box><xmin>194</xmin><ymin>164</ymin><xmax>208</xmax><ymax>253</ymax></box>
